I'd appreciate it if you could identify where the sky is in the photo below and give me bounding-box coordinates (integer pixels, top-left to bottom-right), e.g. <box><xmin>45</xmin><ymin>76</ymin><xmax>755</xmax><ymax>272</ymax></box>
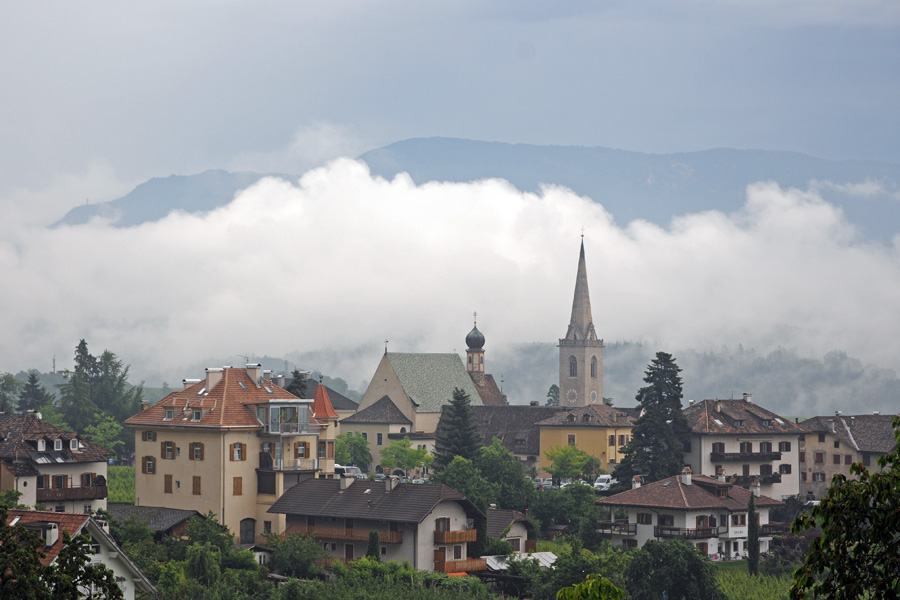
<box><xmin>1</xmin><ymin>2</ymin><xmax>899</xmax><ymax>400</ymax></box>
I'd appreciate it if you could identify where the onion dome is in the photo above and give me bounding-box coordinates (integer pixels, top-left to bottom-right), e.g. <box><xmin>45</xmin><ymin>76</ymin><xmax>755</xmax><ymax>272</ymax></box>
<box><xmin>466</xmin><ymin>325</ymin><xmax>485</xmax><ymax>350</ymax></box>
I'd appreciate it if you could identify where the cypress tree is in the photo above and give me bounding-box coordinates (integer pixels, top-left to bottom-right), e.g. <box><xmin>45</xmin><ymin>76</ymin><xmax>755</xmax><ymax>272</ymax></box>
<box><xmin>747</xmin><ymin>492</ymin><xmax>759</xmax><ymax>575</ymax></box>
<box><xmin>366</xmin><ymin>530</ymin><xmax>380</xmax><ymax>561</ymax></box>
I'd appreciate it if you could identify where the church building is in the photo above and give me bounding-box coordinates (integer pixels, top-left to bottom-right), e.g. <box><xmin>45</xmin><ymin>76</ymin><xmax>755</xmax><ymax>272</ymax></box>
<box><xmin>559</xmin><ymin>240</ymin><xmax>604</xmax><ymax>406</ymax></box>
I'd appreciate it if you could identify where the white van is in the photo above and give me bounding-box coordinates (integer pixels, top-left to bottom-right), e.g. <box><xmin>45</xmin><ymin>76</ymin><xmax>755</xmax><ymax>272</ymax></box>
<box><xmin>593</xmin><ymin>474</ymin><xmax>617</xmax><ymax>490</ymax></box>
<box><xmin>334</xmin><ymin>465</ymin><xmax>365</xmax><ymax>479</ymax></box>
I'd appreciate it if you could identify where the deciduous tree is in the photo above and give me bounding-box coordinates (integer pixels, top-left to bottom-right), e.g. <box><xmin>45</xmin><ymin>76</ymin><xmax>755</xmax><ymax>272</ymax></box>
<box><xmin>335</xmin><ymin>431</ymin><xmax>372</xmax><ymax>471</ymax></box>
<box><xmin>0</xmin><ymin>373</ymin><xmax>21</xmax><ymax>413</ymax></box>
<box><xmin>475</xmin><ymin>437</ymin><xmax>533</xmax><ymax>511</ymax></box>
<box><xmin>379</xmin><ymin>436</ymin><xmax>432</xmax><ymax>476</ymax></box>
<box><xmin>544</xmin><ymin>444</ymin><xmax>590</xmax><ymax>483</ymax></box>
<box><xmin>625</xmin><ymin>538</ymin><xmax>721</xmax><ymax>600</ymax></box>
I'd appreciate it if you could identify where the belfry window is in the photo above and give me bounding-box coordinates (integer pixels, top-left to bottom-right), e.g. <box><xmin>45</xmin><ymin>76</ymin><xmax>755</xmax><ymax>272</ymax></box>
<box><xmin>590</xmin><ymin>356</ymin><xmax>597</xmax><ymax>378</ymax></box>
<box><xmin>569</xmin><ymin>356</ymin><xmax>577</xmax><ymax>377</ymax></box>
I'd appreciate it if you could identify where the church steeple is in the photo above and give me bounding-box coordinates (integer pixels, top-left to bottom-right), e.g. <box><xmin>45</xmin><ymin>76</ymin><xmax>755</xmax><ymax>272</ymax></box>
<box><xmin>559</xmin><ymin>239</ymin><xmax>604</xmax><ymax>407</ymax></box>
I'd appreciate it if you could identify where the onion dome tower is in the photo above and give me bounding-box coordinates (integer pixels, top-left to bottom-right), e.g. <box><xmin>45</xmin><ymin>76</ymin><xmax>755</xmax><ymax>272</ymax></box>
<box><xmin>466</xmin><ymin>313</ymin><xmax>485</xmax><ymax>374</ymax></box>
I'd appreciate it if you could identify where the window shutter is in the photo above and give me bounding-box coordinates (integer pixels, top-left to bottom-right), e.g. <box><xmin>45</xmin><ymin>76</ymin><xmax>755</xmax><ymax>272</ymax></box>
<box><xmin>229</xmin><ymin>443</ymin><xmax>235</xmax><ymax>461</ymax></box>
<box><xmin>304</xmin><ymin>442</ymin><xmax>310</xmax><ymax>458</ymax></box>
<box><xmin>189</xmin><ymin>442</ymin><xmax>195</xmax><ymax>460</ymax></box>
<box><xmin>241</xmin><ymin>442</ymin><xmax>247</xmax><ymax>461</ymax></box>
<box><xmin>199</xmin><ymin>443</ymin><xmax>204</xmax><ymax>461</ymax></box>
<box><xmin>294</xmin><ymin>442</ymin><xmax>299</xmax><ymax>459</ymax></box>
<box><xmin>160</xmin><ymin>441</ymin><xmax>166</xmax><ymax>458</ymax></box>
<box><xmin>141</xmin><ymin>431</ymin><xmax>147</xmax><ymax>442</ymax></box>
<box><xmin>142</xmin><ymin>457</ymin><xmax>147</xmax><ymax>474</ymax></box>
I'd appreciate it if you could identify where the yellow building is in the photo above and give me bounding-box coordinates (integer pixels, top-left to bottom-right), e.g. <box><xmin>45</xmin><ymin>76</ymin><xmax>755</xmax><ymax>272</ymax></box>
<box><xmin>536</xmin><ymin>404</ymin><xmax>635</xmax><ymax>477</ymax></box>
<box><xmin>124</xmin><ymin>364</ymin><xmax>337</xmax><ymax>544</ymax></box>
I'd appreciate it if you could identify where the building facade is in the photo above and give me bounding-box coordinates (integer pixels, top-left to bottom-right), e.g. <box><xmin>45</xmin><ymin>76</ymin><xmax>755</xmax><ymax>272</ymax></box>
<box><xmin>535</xmin><ymin>404</ymin><xmax>635</xmax><ymax>477</ymax></box>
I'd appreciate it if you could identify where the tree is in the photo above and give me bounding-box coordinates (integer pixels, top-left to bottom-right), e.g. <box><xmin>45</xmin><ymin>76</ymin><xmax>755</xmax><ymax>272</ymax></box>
<box><xmin>747</xmin><ymin>493</ymin><xmax>759</xmax><ymax>576</ymax></box>
<box><xmin>57</xmin><ymin>340</ymin><xmax>101</xmax><ymax>432</ymax></box>
<box><xmin>613</xmin><ymin>352</ymin><xmax>691</xmax><ymax>487</ymax></box>
<box><xmin>335</xmin><ymin>432</ymin><xmax>372</xmax><ymax>471</ymax></box>
<box><xmin>433</xmin><ymin>387</ymin><xmax>481</xmax><ymax>471</ymax></box>
<box><xmin>475</xmin><ymin>438</ymin><xmax>533</xmax><ymax>511</ymax></box>
<box><xmin>625</xmin><ymin>539</ymin><xmax>721</xmax><ymax>600</ymax></box>
<box><xmin>265</xmin><ymin>532</ymin><xmax>325</xmax><ymax>579</ymax></box>
<box><xmin>379</xmin><ymin>436</ymin><xmax>432</xmax><ymax>476</ymax></box>
<box><xmin>286</xmin><ymin>369</ymin><xmax>308</xmax><ymax>398</ymax></box>
<box><xmin>0</xmin><ymin>373</ymin><xmax>21</xmax><ymax>413</ymax></box>
<box><xmin>18</xmin><ymin>369</ymin><xmax>53</xmax><ymax>413</ymax></box>
<box><xmin>544</xmin><ymin>444</ymin><xmax>591</xmax><ymax>483</ymax></box>
<box><xmin>186</xmin><ymin>542</ymin><xmax>222</xmax><ymax>587</ymax></box>
<box><xmin>791</xmin><ymin>415</ymin><xmax>900</xmax><ymax>599</ymax></box>
<box><xmin>557</xmin><ymin>574</ymin><xmax>623</xmax><ymax>600</ymax></box>
<box><xmin>430</xmin><ymin>456</ymin><xmax>498</xmax><ymax>508</ymax></box>
<box><xmin>83</xmin><ymin>415</ymin><xmax>125</xmax><ymax>454</ymax></box>
<box><xmin>367</xmin><ymin>530</ymin><xmax>380</xmax><ymax>560</ymax></box>
<box><xmin>546</xmin><ymin>384</ymin><xmax>560</xmax><ymax>406</ymax></box>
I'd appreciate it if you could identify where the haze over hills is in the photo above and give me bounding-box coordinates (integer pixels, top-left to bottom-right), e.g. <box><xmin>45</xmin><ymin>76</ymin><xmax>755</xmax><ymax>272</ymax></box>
<box><xmin>54</xmin><ymin>138</ymin><xmax>900</xmax><ymax>243</ymax></box>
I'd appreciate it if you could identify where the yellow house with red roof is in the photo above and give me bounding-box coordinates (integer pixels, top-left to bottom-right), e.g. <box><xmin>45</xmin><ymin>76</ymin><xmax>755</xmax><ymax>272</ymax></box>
<box><xmin>124</xmin><ymin>364</ymin><xmax>337</xmax><ymax>544</ymax></box>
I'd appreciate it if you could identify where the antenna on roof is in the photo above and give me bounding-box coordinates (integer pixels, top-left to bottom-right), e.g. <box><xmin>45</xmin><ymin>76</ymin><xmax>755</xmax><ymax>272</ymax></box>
<box><xmin>236</xmin><ymin>354</ymin><xmax>249</xmax><ymax>364</ymax></box>
<box><xmin>384</xmin><ymin>339</ymin><xmax>389</xmax><ymax>355</ymax></box>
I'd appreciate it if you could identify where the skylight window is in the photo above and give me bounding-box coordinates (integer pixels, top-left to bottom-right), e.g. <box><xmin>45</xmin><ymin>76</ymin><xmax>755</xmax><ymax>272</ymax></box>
<box><xmin>713</xmin><ymin>419</ymin><xmax>724</xmax><ymax>426</ymax></box>
<box><xmin>264</xmin><ymin>386</ymin><xmax>273</xmax><ymax>394</ymax></box>
<box><xmin>775</xmin><ymin>418</ymin><xmax>785</xmax><ymax>425</ymax></box>
<box><xmin>196</xmin><ymin>387</ymin><xmax>206</xmax><ymax>395</ymax></box>
<box><xmin>238</xmin><ymin>381</ymin><xmax>247</xmax><ymax>390</ymax></box>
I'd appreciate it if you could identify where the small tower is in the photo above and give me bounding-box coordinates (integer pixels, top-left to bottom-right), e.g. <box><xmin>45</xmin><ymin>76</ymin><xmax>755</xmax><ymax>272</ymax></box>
<box><xmin>559</xmin><ymin>239</ymin><xmax>603</xmax><ymax>406</ymax></box>
<box><xmin>466</xmin><ymin>313</ymin><xmax>486</xmax><ymax>374</ymax></box>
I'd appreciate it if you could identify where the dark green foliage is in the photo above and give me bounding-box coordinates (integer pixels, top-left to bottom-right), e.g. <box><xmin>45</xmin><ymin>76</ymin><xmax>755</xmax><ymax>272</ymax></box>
<box><xmin>557</xmin><ymin>574</ymin><xmax>623</xmax><ymax>600</ymax></box>
<box><xmin>625</xmin><ymin>539</ymin><xmax>721</xmax><ymax>600</ymax></box>
<box><xmin>265</xmin><ymin>532</ymin><xmax>325</xmax><ymax>579</ymax></box>
<box><xmin>0</xmin><ymin>373</ymin><xmax>21</xmax><ymax>413</ymax></box>
<box><xmin>482</xmin><ymin>536</ymin><xmax>513</xmax><ymax>556</ymax></box>
<box><xmin>379</xmin><ymin>436</ymin><xmax>432</xmax><ymax>475</ymax></box>
<box><xmin>528</xmin><ymin>485</ymin><xmax>605</xmax><ymax>550</ymax></box>
<box><xmin>18</xmin><ymin>369</ymin><xmax>53</xmax><ymax>413</ymax></box>
<box><xmin>285</xmin><ymin>369</ymin><xmax>308</xmax><ymax>399</ymax></box>
<box><xmin>367</xmin><ymin>530</ymin><xmax>380</xmax><ymax>560</ymax></box>
<box><xmin>433</xmin><ymin>388</ymin><xmax>481</xmax><ymax>471</ymax></box>
<box><xmin>544</xmin><ymin>444</ymin><xmax>591</xmax><ymax>483</ymax></box>
<box><xmin>336</xmin><ymin>432</ymin><xmax>372</xmax><ymax>471</ymax></box>
<box><xmin>546</xmin><ymin>384</ymin><xmax>559</xmax><ymax>406</ymax></box>
<box><xmin>186</xmin><ymin>512</ymin><xmax>235</xmax><ymax>554</ymax></box>
<box><xmin>747</xmin><ymin>493</ymin><xmax>759</xmax><ymax>576</ymax></box>
<box><xmin>791</xmin><ymin>415</ymin><xmax>900</xmax><ymax>599</ymax></box>
<box><xmin>0</xmin><ymin>489</ymin><xmax>25</xmax><ymax>509</ymax></box>
<box><xmin>430</xmin><ymin>456</ymin><xmax>498</xmax><ymax>508</ymax></box>
<box><xmin>613</xmin><ymin>352</ymin><xmax>691</xmax><ymax>488</ymax></box>
<box><xmin>512</xmin><ymin>539</ymin><xmax>603</xmax><ymax>600</ymax></box>
<box><xmin>474</xmin><ymin>438</ymin><xmax>533</xmax><ymax>511</ymax></box>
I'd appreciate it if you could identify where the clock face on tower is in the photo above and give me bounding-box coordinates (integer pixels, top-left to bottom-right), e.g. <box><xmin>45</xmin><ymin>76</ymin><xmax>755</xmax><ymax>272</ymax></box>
<box><xmin>590</xmin><ymin>391</ymin><xmax>598</xmax><ymax>404</ymax></box>
<box><xmin>566</xmin><ymin>390</ymin><xmax>577</xmax><ymax>404</ymax></box>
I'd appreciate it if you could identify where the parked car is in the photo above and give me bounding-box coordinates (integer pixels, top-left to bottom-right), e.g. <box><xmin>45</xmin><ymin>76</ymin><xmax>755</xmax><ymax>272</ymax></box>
<box><xmin>593</xmin><ymin>474</ymin><xmax>618</xmax><ymax>490</ymax></box>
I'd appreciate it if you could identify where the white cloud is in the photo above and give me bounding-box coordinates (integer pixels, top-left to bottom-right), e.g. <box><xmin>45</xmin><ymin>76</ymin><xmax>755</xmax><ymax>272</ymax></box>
<box><xmin>1</xmin><ymin>161</ymin><xmax>899</xmax><ymax>393</ymax></box>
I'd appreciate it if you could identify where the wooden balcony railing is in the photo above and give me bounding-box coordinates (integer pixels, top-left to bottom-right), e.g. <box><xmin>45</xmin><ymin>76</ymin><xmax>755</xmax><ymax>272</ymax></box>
<box><xmin>435</xmin><ymin>558</ymin><xmax>487</xmax><ymax>573</ymax></box>
<box><xmin>314</xmin><ymin>557</ymin><xmax>350</xmax><ymax>568</ymax></box>
<box><xmin>710</xmin><ymin>451</ymin><xmax>782</xmax><ymax>462</ymax></box>
<box><xmin>730</xmin><ymin>473</ymin><xmax>782</xmax><ymax>486</ymax></box>
<box><xmin>286</xmin><ymin>524</ymin><xmax>402</xmax><ymax>544</ymax></box>
<box><xmin>36</xmin><ymin>485</ymin><xmax>108</xmax><ymax>502</ymax></box>
<box><xmin>760</xmin><ymin>522</ymin><xmax>790</xmax><ymax>535</ymax></box>
<box><xmin>434</xmin><ymin>529</ymin><xmax>477</xmax><ymax>544</ymax></box>
<box><xmin>654</xmin><ymin>526</ymin><xmax>725</xmax><ymax>539</ymax></box>
<box><xmin>597</xmin><ymin>521</ymin><xmax>637</xmax><ymax>536</ymax></box>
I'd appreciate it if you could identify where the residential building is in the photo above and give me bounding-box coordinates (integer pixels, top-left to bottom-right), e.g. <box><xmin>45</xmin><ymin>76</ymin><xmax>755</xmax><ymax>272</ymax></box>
<box><xmin>535</xmin><ymin>404</ymin><xmax>636</xmax><ymax>476</ymax></box>
<box><xmin>341</xmin><ymin>351</ymin><xmax>484</xmax><ymax>470</ymax></box>
<box><xmin>106</xmin><ymin>503</ymin><xmax>202</xmax><ymax>540</ymax></box>
<box><xmin>559</xmin><ymin>240</ymin><xmax>604</xmax><ymax>407</ymax></box>
<box><xmin>486</xmin><ymin>508</ymin><xmax>535</xmax><ymax>553</ymax></box>
<box><xmin>124</xmin><ymin>364</ymin><xmax>337</xmax><ymax>544</ymax></box>
<box><xmin>598</xmin><ymin>469</ymin><xmax>784</xmax><ymax>558</ymax></box>
<box><xmin>7</xmin><ymin>509</ymin><xmax>155</xmax><ymax>600</ymax></box>
<box><xmin>268</xmin><ymin>476</ymin><xmax>486</xmax><ymax>573</ymax></box>
<box><xmin>0</xmin><ymin>413</ymin><xmax>111</xmax><ymax>513</ymax></box>
<box><xmin>798</xmin><ymin>412</ymin><xmax>897</xmax><ymax>500</ymax></box>
<box><xmin>682</xmin><ymin>396</ymin><xmax>807</xmax><ymax>500</ymax></box>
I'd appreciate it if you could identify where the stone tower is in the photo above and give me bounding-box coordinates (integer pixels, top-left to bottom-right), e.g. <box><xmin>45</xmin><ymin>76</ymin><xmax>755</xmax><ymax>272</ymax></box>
<box><xmin>466</xmin><ymin>315</ymin><xmax>485</xmax><ymax>374</ymax></box>
<box><xmin>558</xmin><ymin>240</ymin><xmax>603</xmax><ymax>406</ymax></box>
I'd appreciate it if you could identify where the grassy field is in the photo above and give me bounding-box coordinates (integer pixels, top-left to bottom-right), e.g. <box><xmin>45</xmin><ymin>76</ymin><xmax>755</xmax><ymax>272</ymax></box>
<box><xmin>108</xmin><ymin>465</ymin><xmax>135</xmax><ymax>504</ymax></box>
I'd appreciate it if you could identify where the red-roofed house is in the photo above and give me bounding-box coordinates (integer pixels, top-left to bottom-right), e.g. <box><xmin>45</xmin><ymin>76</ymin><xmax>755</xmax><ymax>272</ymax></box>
<box><xmin>6</xmin><ymin>509</ymin><xmax>155</xmax><ymax>600</ymax></box>
<box><xmin>124</xmin><ymin>364</ymin><xmax>337</xmax><ymax>544</ymax></box>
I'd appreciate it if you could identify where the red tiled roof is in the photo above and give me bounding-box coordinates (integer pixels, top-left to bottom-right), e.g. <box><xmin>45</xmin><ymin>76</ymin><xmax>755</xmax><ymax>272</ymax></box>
<box><xmin>125</xmin><ymin>367</ymin><xmax>305</xmax><ymax>429</ymax></box>
<box><xmin>311</xmin><ymin>384</ymin><xmax>339</xmax><ymax>420</ymax></box>
<box><xmin>0</xmin><ymin>413</ymin><xmax>112</xmax><ymax>464</ymax></box>
<box><xmin>7</xmin><ymin>510</ymin><xmax>89</xmax><ymax>565</ymax></box>
<box><xmin>598</xmin><ymin>474</ymin><xmax>781</xmax><ymax>512</ymax></box>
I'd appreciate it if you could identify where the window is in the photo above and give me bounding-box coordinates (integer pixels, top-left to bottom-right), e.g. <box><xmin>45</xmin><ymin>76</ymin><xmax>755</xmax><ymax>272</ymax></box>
<box><xmin>813</xmin><ymin>472</ymin><xmax>826</xmax><ymax>482</ymax></box>
<box><xmin>637</xmin><ymin>513</ymin><xmax>652</xmax><ymax>525</ymax></box>
<box><xmin>863</xmin><ymin>454</ymin><xmax>871</xmax><ymax>466</ymax></box>
<box><xmin>233</xmin><ymin>477</ymin><xmax>243</xmax><ymax>496</ymax></box>
<box><xmin>318</xmin><ymin>441</ymin><xmax>326</xmax><ymax>458</ymax></box>
<box><xmin>567</xmin><ymin>434</ymin><xmax>576</xmax><ymax>445</ymax></box>
<box><xmin>609</xmin><ymin>435</ymin><xmax>616</xmax><ymax>446</ymax></box>
<box><xmin>55</xmin><ymin>505</ymin><xmax>65</xmax><ymax>513</ymax></box>
<box><xmin>833</xmin><ymin>454</ymin><xmax>841</xmax><ymax>465</ymax></box>
<box><xmin>779</xmin><ymin>441</ymin><xmax>792</xmax><ymax>452</ymax></box>
<box><xmin>54</xmin><ymin>475</ymin><xmax>67</xmax><ymax>489</ymax></box>
<box><xmin>590</xmin><ymin>356</ymin><xmax>597</xmax><ymax>378</ymax></box>
<box><xmin>779</xmin><ymin>464</ymin><xmax>792</xmax><ymax>474</ymax></box>
<box><xmin>435</xmin><ymin>518</ymin><xmax>450</xmax><ymax>532</ymax></box>
<box><xmin>717</xmin><ymin>488</ymin><xmax>728</xmax><ymax>498</ymax></box>
<box><xmin>834</xmin><ymin>440</ymin><xmax>840</xmax><ymax>449</ymax></box>
<box><xmin>37</xmin><ymin>475</ymin><xmax>46</xmax><ymax>489</ymax></box>
<box><xmin>70</xmin><ymin>439</ymin><xmax>78</xmax><ymax>450</ymax></box>
<box><xmin>142</xmin><ymin>430</ymin><xmax>157</xmax><ymax>442</ymax></box>
<box><xmin>814</xmin><ymin>451</ymin><xmax>825</xmax><ymax>464</ymax></box>
<box><xmin>731</xmin><ymin>513</ymin><xmax>747</xmax><ymax>526</ymax></box>
<box><xmin>739</xmin><ymin>442</ymin><xmax>752</xmax><ymax>454</ymax></box>
<box><xmin>361</xmin><ymin>432</ymin><xmax>367</xmax><ymax>441</ymax></box>
<box><xmin>83</xmin><ymin>505</ymin><xmax>92</xmax><ymax>514</ymax></box>
<box><xmin>164</xmin><ymin>475</ymin><xmax>173</xmax><ymax>494</ymax></box>
<box><xmin>845</xmin><ymin>454</ymin><xmax>852</xmax><ymax>465</ymax></box>
<box><xmin>81</xmin><ymin>472</ymin><xmax>94</xmax><ymax>487</ymax></box>
<box><xmin>623</xmin><ymin>539</ymin><xmax>638</xmax><ymax>548</ymax></box>
<box><xmin>733</xmin><ymin>420</ymin><xmax>744</xmax><ymax>427</ymax></box>
<box><xmin>193</xmin><ymin>476</ymin><xmax>201</xmax><ymax>495</ymax></box>
<box><xmin>658</xmin><ymin>515</ymin><xmax>674</xmax><ymax>527</ymax></box>
<box><xmin>800</xmin><ymin>472</ymin><xmax>807</xmax><ymax>482</ymax></box>
<box><xmin>37</xmin><ymin>439</ymin><xmax>46</xmax><ymax>451</ymax></box>
<box><xmin>54</xmin><ymin>439</ymin><xmax>63</xmax><ymax>451</ymax></box>
<box><xmin>453</xmin><ymin>545</ymin><xmax>462</xmax><ymax>560</ymax></box>
<box><xmin>799</xmin><ymin>451</ymin><xmax>806</xmax><ymax>462</ymax></box>
<box><xmin>190</xmin><ymin>442</ymin><xmax>204</xmax><ymax>461</ymax></box>
<box><xmin>192</xmin><ymin>409</ymin><xmax>202</xmax><ymax>421</ymax></box>
<box><xmin>712</xmin><ymin>442</ymin><xmax>725</xmax><ymax>454</ymax></box>
<box><xmin>683</xmin><ymin>441</ymin><xmax>692</xmax><ymax>453</ymax></box>
<box><xmin>619</xmin><ymin>434</ymin><xmax>627</xmax><ymax>446</ymax></box>
<box><xmin>818</xmin><ymin>433</ymin><xmax>826</xmax><ymax>443</ymax></box>
<box><xmin>763</xmin><ymin>420</ymin><xmax>773</xmax><ymax>428</ymax></box>
<box><xmin>759</xmin><ymin>442</ymin><xmax>772</xmax><ymax>453</ymax></box>
<box><xmin>400</xmin><ymin>427</ymin><xmax>407</xmax><ymax>434</ymax></box>
<box><xmin>569</xmin><ymin>356</ymin><xmax>577</xmax><ymax>377</ymax></box>
<box><xmin>162</xmin><ymin>441</ymin><xmax>174</xmax><ymax>459</ymax></box>
<box><xmin>377</xmin><ymin>433</ymin><xmax>383</xmax><ymax>446</ymax></box>
<box><xmin>143</xmin><ymin>456</ymin><xmax>155</xmax><ymax>474</ymax></box>
<box><xmin>164</xmin><ymin>408</ymin><xmax>174</xmax><ymax>420</ymax></box>
<box><xmin>381</xmin><ymin>546</ymin><xmax>387</xmax><ymax>556</ymax></box>
<box><xmin>760</xmin><ymin>464</ymin><xmax>773</xmax><ymax>476</ymax></box>
<box><xmin>264</xmin><ymin>521</ymin><xmax>272</xmax><ymax>534</ymax></box>
<box><xmin>231</xmin><ymin>442</ymin><xmax>245</xmax><ymax>461</ymax></box>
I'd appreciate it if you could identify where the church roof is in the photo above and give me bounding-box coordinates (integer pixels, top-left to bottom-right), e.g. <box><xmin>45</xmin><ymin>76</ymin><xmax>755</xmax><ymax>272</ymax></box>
<box><xmin>386</xmin><ymin>353</ymin><xmax>483</xmax><ymax>413</ymax></box>
<box><xmin>562</xmin><ymin>240</ymin><xmax>598</xmax><ymax>342</ymax></box>
<box><xmin>340</xmin><ymin>395</ymin><xmax>413</xmax><ymax>425</ymax></box>
<box><xmin>468</xmin><ymin>372</ymin><xmax>507</xmax><ymax>406</ymax></box>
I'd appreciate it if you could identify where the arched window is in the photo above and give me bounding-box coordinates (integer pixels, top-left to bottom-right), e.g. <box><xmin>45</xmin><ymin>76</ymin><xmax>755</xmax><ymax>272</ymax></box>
<box><xmin>590</xmin><ymin>356</ymin><xmax>597</xmax><ymax>378</ymax></box>
<box><xmin>569</xmin><ymin>356</ymin><xmax>577</xmax><ymax>377</ymax></box>
<box><xmin>400</xmin><ymin>427</ymin><xmax>407</xmax><ymax>434</ymax></box>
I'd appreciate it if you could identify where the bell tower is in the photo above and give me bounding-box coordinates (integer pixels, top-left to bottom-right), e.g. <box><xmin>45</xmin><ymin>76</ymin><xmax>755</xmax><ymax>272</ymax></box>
<box><xmin>558</xmin><ymin>240</ymin><xmax>603</xmax><ymax>406</ymax></box>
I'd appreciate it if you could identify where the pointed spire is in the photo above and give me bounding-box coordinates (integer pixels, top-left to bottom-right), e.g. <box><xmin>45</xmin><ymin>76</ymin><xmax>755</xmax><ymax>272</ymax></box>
<box><xmin>565</xmin><ymin>240</ymin><xmax>597</xmax><ymax>341</ymax></box>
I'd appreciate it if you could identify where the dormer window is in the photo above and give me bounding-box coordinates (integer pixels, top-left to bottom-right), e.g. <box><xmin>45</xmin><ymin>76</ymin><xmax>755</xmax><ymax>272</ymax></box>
<box><xmin>192</xmin><ymin>409</ymin><xmax>202</xmax><ymax>421</ymax></box>
<box><xmin>583</xmin><ymin>414</ymin><xmax>592</xmax><ymax>422</ymax></box>
<box><xmin>54</xmin><ymin>439</ymin><xmax>63</xmax><ymax>451</ymax></box>
<box><xmin>70</xmin><ymin>439</ymin><xmax>79</xmax><ymax>451</ymax></box>
<box><xmin>763</xmin><ymin>420</ymin><xmax>773</xmax><ymax>428</ymax></box>
<box><xmin>37</xmin><ymin>440</ymin><xmax>46</xmax><ymax>452</ymax></box>
<box><xmin>164</xmin><ymin>409</ymin><xmax>174</xmax><ymax>420</ymax></box>
<box><xmin>733</xmin><ymin>419</ymin><xmax>744</xmax><ymax>427</ymax></box>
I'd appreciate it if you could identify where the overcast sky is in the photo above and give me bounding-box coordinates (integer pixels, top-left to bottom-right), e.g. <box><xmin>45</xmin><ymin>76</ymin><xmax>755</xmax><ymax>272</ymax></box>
<box><xmin>1</xmin><ymin>2</ymin><xmax>899</xmax><ymax>397</ymax></box>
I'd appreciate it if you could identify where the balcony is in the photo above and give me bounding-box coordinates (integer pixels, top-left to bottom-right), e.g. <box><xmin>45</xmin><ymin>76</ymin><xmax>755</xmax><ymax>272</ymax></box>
<box><xmin>36</xmin><ymin>485</ymin><xmax>107</xmax><ymax>502</ymax></box>
<box><xmin>760</xmin><ymin>522</ymin><xmax>790</xmax><ymax>535</ymax></box>
<box><xmin>434</xmin><ymin>529</ymin><xmax>477</xmax><ymax>544</ymax></box>
<box><xmin>730</xmin><ymin>473</ymin><xmax>782</xmax><ymax>487</ymax></box>
<box><xmin>258</xmin><ymin>453</ymin><xmax>318</xmax><ymax>472</ymax></box>
<box><xmin>286</xmin><ymin>524</ymin><xmax>402</xmax><ymax>544</ymax></box>
<box><xmin>597</xmin><ymin>521</ymin><xmax>637</xmax><ymax>536</ymax></box>
<box><xmin>435</xmin><ymin>558</ymin><xmax>487</xmax><ymax>573</ymax></box>
<box><xmin>710</xmin><ymin>451</ymin><xmax>782</xmax><ymax>462</ymax></box>
<box><xmin>654</xmin><ymin>526</ymin><xmax>725</xmax><ymax>539</ymax></box>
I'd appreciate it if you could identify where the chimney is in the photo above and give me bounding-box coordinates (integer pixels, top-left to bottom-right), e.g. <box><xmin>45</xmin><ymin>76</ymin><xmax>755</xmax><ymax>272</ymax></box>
<box><xmin>140</xmin><ymin>403</ymin><xmax>149</xmax><ymax>412</ymax></box>
<box><xmin>716</xmin><ymin>467</ymin><xmax>726</xmax><ymax>482</ymax></box>
<box><xmin>632</xmin><ymin>475</ymin><xmax>643</xmax><ymax>490</ymax></box>
<box><xmin>873</xmin><ymin>410</ymin><xmax>880</xmax><ymax>415</ymax></box>
<box><xmin>752</xmin><ymin>479</ymin><xmax>761</xmax><ymax>498</ymax></box>
<box><xmin>689</xmin><ymin>399</ymin><xmax>694</xmax><ymax>406</ymax></box>
<box><xmin>339</xmin><ymin>475</ymin><xmax>354</xmax><ymax>490</ymax></box>
<box><xmin>530</xmin><ymin>401</ymin><xmax>539</xmax><ymax>407</ymax></box>
<box><xmin>829</xmin><ymin>419</ymin><xmax>835</xmax><ymax>433</ymax></box>
<box><xmin>246</xmin><ymin>364</ymin><xmax>262</xmax><ymax>384</ymax></box>
<box><xmin>385</xmin><ymin>476</ymin><xmax>400</xmax><ymax>493</ymax></box>
<box><xmin>274</xmin><ymin>373</ymin><xmax>286</xmax><ymax>388</ymax></box>
<box><xmin>715</xmin><ymin>401</ymin><xmax>721</xmax><ymax>413</ymax></box>
<box><xmin>183</xmin><ymin>378</ymin><xmax>201</xmax><ymax>390</ymax></box>
<box><xmin>743</xmin><ymin>393</ymin><xmax>752</xmax><ymax>403</ymax></box>
<box><xmin>205</xmin><ymin>368</ymin><xmax>223</xmax><ymax>390</ymax></box>
<box><xmin>681</xmin><ymin>467</ymin><xmax>692</xmax><ymax>486</ymax></box>
<box><xmin>44</xmin><ymin>523</ymin><xmax>59</xmax><ymax>548</ymax></box>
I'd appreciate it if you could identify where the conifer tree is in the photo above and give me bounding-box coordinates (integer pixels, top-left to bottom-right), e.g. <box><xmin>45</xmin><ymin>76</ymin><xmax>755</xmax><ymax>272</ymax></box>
<box><xmin>433</xmin><ymin>387</ymin><xmax>481</xmax><ymax>471</ymax></box>
<box><xmin>18</xmin><ymin>370</ymin><xmax>53</xmax><ymax>413</ymax></box>
<box><xmin>747</xmin><ymin>493</ymin><xmax>759</xmax><ymax>575</ymax></box>
<box><xmin>613</xmin><ymin>352</ymin><xmax>691</xmax><ymax>487</ymax></box>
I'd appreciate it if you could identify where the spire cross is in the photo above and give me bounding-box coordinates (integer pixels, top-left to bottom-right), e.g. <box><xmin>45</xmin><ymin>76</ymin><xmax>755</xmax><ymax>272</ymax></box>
<box><xmin>473</xmin><ymin>310</ymin><xmax>477</xmax><ymax>326</ymax></box>
<box><xmin>384</xmin><ymin>339</ymin><xmax>389</xmax><ymax>355</ymax></box>
<box><xmin>581</xmin><ymin>226</ymin><xmax>585</xmax><ymax>239</ymax></box>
